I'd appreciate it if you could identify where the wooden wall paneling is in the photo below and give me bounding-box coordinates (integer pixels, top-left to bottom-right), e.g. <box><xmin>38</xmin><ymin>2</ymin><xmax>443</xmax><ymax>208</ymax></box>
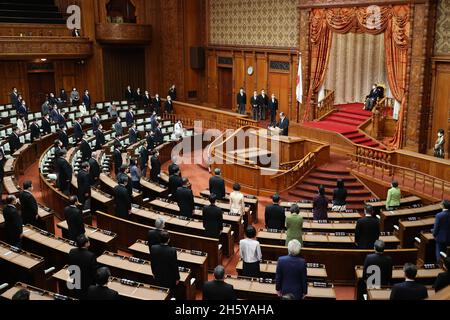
<box><xmin>207</xmin><ymin>51</ymin><xmax>218</xmax><ymax>106</ymax></box>
<box><xmin>256</xmin><ymin>53</ymin><xmax>268</xmax><ymax>93</ymax></box>
<box><xmin>245</xmin><ymin>54</ymin><xmax>256</xmax><ymax>99</ymax></box>
<box><xmin>234</xmin><ymin>52</ymin><xmax>245</xmax><ymax>98</ymax></box>
<box><xmin>429</xmin><ymin>61</ymin><xmax>450</xmax><ymax>158</ymax></box>
<box><xmin>0</xmin><ymin>61</ymin><xmax>28</xmax><ymax>104</ymax></box>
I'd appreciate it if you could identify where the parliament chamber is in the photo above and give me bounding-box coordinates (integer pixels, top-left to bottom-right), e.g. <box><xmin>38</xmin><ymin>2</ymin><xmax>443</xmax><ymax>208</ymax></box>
<box><xmin>0</xmin><ymin>0</ymin><xmax>449</xmax><ymax>304</ymax></box>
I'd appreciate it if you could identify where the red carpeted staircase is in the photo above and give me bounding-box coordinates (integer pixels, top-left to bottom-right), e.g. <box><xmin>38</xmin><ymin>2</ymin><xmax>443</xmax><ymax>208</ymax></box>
<box><xmin>287</xmin><ymin>158</ymin><xmax>374</xmax><ymax>211</ymax></box>
<box><xmin>303</xmin><ymin>103</ymin><xmax>385</xmax><ymax>149</ymax></box>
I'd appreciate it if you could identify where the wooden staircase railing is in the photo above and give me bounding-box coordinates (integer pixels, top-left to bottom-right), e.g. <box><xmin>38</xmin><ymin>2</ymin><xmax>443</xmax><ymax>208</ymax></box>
<box><xmin>350</xmin><ymin>152</ymin><xmax>450</xmax><ymax>201</ymax></box>
<box><xmin>372</xmin><ymin>97</ymin><xmax>395</xmax><ymax>140</ymax></box>
<box><xmin>314</xmin><ymin>90</ymin><xmax>335</xmax><ymax>120</ymax></box>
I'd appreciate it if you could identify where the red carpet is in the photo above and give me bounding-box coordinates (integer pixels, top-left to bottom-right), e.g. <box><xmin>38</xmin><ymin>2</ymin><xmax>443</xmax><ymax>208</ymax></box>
<box><xmin>303</xmin><ymin>103</ymin><xmax>385</xmax><ymax>149</ymax></box>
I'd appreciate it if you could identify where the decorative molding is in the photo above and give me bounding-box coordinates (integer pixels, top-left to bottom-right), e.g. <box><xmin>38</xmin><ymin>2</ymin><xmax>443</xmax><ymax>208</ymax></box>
<box><xmin>435</xmin><ymin>0</ymin><xmax>450</xmax><ymax>54</ymax></box>
<box><xmin>209</xmin><ymin>0</ymin><xmax>299</xmax><ymax>48</ymax></box>
<box><xmin>0</xmin><ymin>23</ymin><xmax>72</xmax><ymax>37</ymax></box>
<box><xmin>218</xmin><ymin>56</ymin><xmax>233</xmax><ymax>65</ymax></box>
<box><xmin>0</xmin><ymin>37</ymin><xmax>93</xmax><ymax>59</ymax></box>
<box><xmin>95</xmin><ymin>23</ymin><xmax>152</xmax><ymax>44</ymax></box>
<box><xmin>298</xmin><ymin>0</ymin><xmax>429</xmax><ymax>9</ymax></box>
<box><xmin>269</xmin><ymin>60</ymin><xmax>291</xmax><ymax>71</ymax></box>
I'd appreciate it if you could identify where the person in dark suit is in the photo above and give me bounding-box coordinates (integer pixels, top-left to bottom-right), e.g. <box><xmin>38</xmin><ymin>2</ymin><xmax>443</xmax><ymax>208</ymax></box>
<box><xmin>41</xmin><ymin>114</ymin><xmax>52</xmax><ymax>135</ymax></box>
<box><xmin>55</xmin><ymin>149</ymin><xmax>73</xmax><ymax>195</ymax></box>
<box><xmin>355</xmin><ymin>205</ymin><xmax>380</xmax><ymax>249</ymax></box>
<box><xmin>112</xmin><ymin>143</ymin><xmax>122</xmax><ymax>176</ymax></box>
<box><xmin>153</xmin><ymin>125</ymin><xmax>164</xmax><ymax>145</ymax></box>
<box><xmin>8</xmin><ymin>127</ymin><xmax>22</xmax><ymax>153</ymax></box>
<box><xmin>364</xmin><ymin>83</ymin><xmax>382</xmax><ymax>111</ymax></box>
<box><xmin>150</xmin><ymin>150</ymin><xmax>161</xmax><ymax>182</ymax></box>
<box><xmin>434</xmin><ymin>257</ymin><xmax>450</xmax><ymax>292</ymax></box>
<box><xmin>332</xmin><ymin>179</ymin><xmax>348</xmax><ymax>211</ymax></box>
<box><xmin>146</xmin><ymin>131</ymin><xmax>155</xmax><ymax>151</ymax></box>
<box><xmin>203</xmin><ymin>265</ymin><xmax>236</xmax><ymax>300</ymax></box>
<box><xmin>209</xmin><ymin>168</ymin><xmax>225</xmax><ymax>200</ymax></box>
<box><xmin>149</xmin><ymin>112</ymin><xmax>159</xmax><ymax>131</ymax></box>
<box><xmin>168</xmin><ymin>168</ymin><xmax>183</xmax><ymax>199</ymax></box>
<box><xmin>2</xmin><ymin>195</ymin><xmax>23</xmax><ymax>248</ymax></box>
<box><xmin>258</xmin><ymin>89</ymin><xmax>268</xmax><ymax>120</ymax></box>
<box><xmin>312</xmin><ymin>186</ymin><xmax>328</xmax><ymax>221</ymax></box>
<box><xmin>125</xmin><ymin>108</ymin><xmax>135</xmax><ymax>127</ymax></box>
<box><xmin>57</xmin><ymin>127</ymin><xmax>69</xmax><ymax>149</ymax></box>
<box><xmin>86</xmin><ymin>267</ymin><xmax>119</xmax><ymax>300</ymax></box>
<box><xmin>275</xmin><ymin>239</ymin><xmax>307</xmax><ymax>300</ymax></box>
<box><xmin>143</xmin><ymin>90</ymin><xmax>152</xmax><ymax>110</ymax></box>
<box><xmin>72</xmin><ymin>28</ymin><xmax>81</xmax><ymax>37</ymax></box>
<box><xmin>117</xmin><ymin>165</ymin><xmax>133</xmax><ymax>200</ymax></box>
<box><xmin>114</xmin><ymin>175</ymin><xmax>131</xmax><ymax>219</ymax></box>
<box><xmin>128</xmin><ymin>123</ymin><xmax>138</xmax><ymax>145</ymax></box>
<box><xmin>80</xmin><ymin>135</ymin><xmax>92</xmax><ymax>162</ymax></box>
<box><xmin>236</xmin><ymin>88</ymin><xmax>247</xmax><ymax>115</ymax></box>
<box><xmin>57</xmin><ymin>110</ymin><xmax>67</xmax><ymax>129</ymax></box>
<box><xmin>50</xmin><ymin>105</ymin><xmax>60</xmax><ymax>123</ymax></box>
<box><xmin>363</xmin><ymin>240</ymin><xmax>393</xmax><ymax>288</ymax></box>
<box><xmin>10</xmin><ymin>87</ymin><xmax>19</xmax><ymax>106</ymax></box>
<box><xmin>147</xmin><ymin>217</ymin><xmax>165</xmax><ymax>253</ymax></box>
<box><xmin>277</xmin><ymin>112</ymin><xmax>289</xmax><ymax>136</ymax></box>
<box><xmin>30</xmin><ymin>120</ymin><xmax>41</xmax><ymax>143</ymax></box>
<box><xmin>268</xmin><ymin>93</ymin><xmax>278</xmax><ymax>125</ymax></box>
<box><xmin>265</xmin><ymin>194</ymin><xmax>285</xmax><ymax>230</ymax></box>
<box><xmin>18</xmin><ymin>181</ymin><xmax>39</xmax><ymax>227</ymax></box>
<box><xmin>164</xmin><ymin>96</ymin><xmax>174</xmax><ymax>114</ymax></box>
<box><xmin>17</xmin><ymin>100</ymin><xmax>28</xmax><ymax>117</ymax></box>
<box><xmin>139</xmin><ymin>141</ymin><xmax>149</xmax><ymax>178</ymax></box>
<box><xmin>113</xmin><ymin>117</ymin><xmax>123</xmax><ymax>137</ymax></box>
<box><xmin>0</xmin><ymin>149</ymin><xmax>5</xmax><ymax>204</ymax></box>
<box><xmin>59</xmin><ymin>88</ymin><xmax>68</xmax><ymax>102</ymax></box>
<box><xmin>77</xmin><ymin>162</ymin><xmax>91</xmax><ymax>210</ymax></box>
<box><xmin>88</xmin><ymin>152</ymin><xmax>100</xmax><ymax>186</ymax></box>
<box><xmin>168</xmin><ymin>157</ymin><xmax>180</xmax><ymax>177</ymax></box>
<box><xmin>250</xmin><ymin>91</ymin><xmax>259</xmax><ymax>121</ymax></box>
<box><xmin>95</xmin><ymin>124</ymin><xmax>105</xmax><ymax>150</ymax></box>
<box><xmin>11</xmin><ymin>289</ymin><xmax>29</xmax><ymax>300</ymax></box>
<box><xmin>176</xmin><ymin>178</ymin><xmax>194</xmax><ymax>218</ymax></box>
<box><xmin>73</xmin><ymin>118</ymin><xmax>83</xmax><ymax>143</ymax></box>
<box><xmin>150</xmin><ymin>231</ymin><xmax>180</xmax><ymax>292</ymax></box>
<box><xmin>390</xmin><ymin>263</ymin><xmax>428</xmax><ymax>300</ymax></box>
<box><xmin>125</xmin><ymin>85</ymin><xmax>134</xmax><ymax>102</ymax></box>
<box><xmin>433</xmin><ymin>200</ymin><xmax>450</xmax><ymax>263</ymax></box>
<box><xmin>48</xmin><ymin>92</ymin><xmax>57</xmax><ymax>106</ymax></box>
<box><xmin>15</xmin><ymin>94</ymin><xmax>23</xmax><ymax>111</ymax></box>
<box><xmin>202</xmin><ymin>194</ymin><xmax>223</xmax><ymax>238</ymax></box>
<box><xmin>82</xmin><ymin>90</ymin><xmax>91</xmax><ymax>110</ymax></box>
<box><xmin>168</xmin><ymin>85</ymin><xmax>177</xmax><ymax>101</ymax></box>
<box><xmin>68</xmin><ymin>234</ymin><xmax>98</xmax><ymax>299</ymax></box>
<box><xmin>92</xmin><ymin>112</ymin><xmax>100</xmax><ymax>133</ymax></box>
<box><xmin>153</xmin><ymin>94</ymin><xmax>162</xmax><ymax>115</ymax></box>
<box><xmin>64</xmin><ymin>196</ymin><xmax>85</xmax><ymax>242</ymax></box>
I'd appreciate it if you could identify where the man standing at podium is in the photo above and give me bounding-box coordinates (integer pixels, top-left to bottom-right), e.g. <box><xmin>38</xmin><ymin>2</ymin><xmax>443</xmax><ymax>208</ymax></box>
<box><xmin>277</xmin><ymin>112</ymin><xmax>289</xmax><ymax>136</ymax></box>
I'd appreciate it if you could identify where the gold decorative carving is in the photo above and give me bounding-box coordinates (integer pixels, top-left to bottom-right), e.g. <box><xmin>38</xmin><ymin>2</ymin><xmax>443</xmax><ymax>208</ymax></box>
<box><xmin>95</xmin><ymin>23</ymin><xmax>152</xmax><ymax>44</ymax></box>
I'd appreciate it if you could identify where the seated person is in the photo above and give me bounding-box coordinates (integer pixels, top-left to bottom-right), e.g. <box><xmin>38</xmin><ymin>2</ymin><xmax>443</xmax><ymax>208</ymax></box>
<box><xmin>364</xmin><ymin>83</ymin><xmax>383</xmax><ymax>111</ymax></box>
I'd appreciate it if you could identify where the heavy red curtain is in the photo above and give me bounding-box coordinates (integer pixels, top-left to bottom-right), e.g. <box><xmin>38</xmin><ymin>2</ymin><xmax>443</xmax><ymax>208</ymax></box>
<box><xmin>303</xmin><ymin>5</ymin><xmax>410</xmax><ymax>149</ymax></box>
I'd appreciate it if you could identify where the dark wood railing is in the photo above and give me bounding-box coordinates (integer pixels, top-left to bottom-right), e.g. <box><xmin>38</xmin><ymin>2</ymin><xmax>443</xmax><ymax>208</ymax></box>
<box><xmin>314</xmin><ymin>90</ymin><xmax>335</xmax><ymax>120</ymax></box>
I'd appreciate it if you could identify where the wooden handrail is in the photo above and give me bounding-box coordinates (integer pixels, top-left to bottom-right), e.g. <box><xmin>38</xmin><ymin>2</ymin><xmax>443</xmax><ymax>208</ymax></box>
<box><xmin>350</xmin><ymin>154</ymin><xmax>450</xmax><ymax>200</ymax></box>
<box><xmin>314</xmin><ymin>90</ymin><xmax>335</xmax><ymax>120</ymax></box>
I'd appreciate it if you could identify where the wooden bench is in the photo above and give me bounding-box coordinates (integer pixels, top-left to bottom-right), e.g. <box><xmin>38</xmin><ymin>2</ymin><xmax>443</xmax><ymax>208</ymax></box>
<box><xmin>96</xmin><ymin>210</ymin><xmax>222</xmax><ymax>269</ymax></box>
<box><xmin>96</xmin><ymin>251</ymin><xmax>195</xmax><ymax>300</ymax></box>
<box><xmin>224</xmin><ymin>275</ymin><xmax>336</xmax><ymax>300</ymax></box>
<box><xmin>380</xmin><ymin>203</ymin><xmax>442</xmax><ymax>231</ymax></box>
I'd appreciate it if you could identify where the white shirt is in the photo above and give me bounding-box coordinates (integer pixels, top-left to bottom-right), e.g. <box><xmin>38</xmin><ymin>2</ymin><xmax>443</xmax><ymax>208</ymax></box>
<box><xmin>17</xmin><ymin>118</ymin><xmax>27</xmax><ymax>133</ymax></box>
<box><xmin>174</xmin><ymin>122</ymin><xmax>184</xmax><ymax>138</ymax></box>
<box><xmin>239</xmin><ymin>238</ymin><xmax>262</xmax><ymax>263</ymax></box>
<box><xmin>79</xmin><ymin>104</ymin><xmax>87</xmax><ymax>115</ymax></box>
<box><xmin>229</xmin><ymin>191</ymin><xmax>244</xmax><ymax>214</ymax></box>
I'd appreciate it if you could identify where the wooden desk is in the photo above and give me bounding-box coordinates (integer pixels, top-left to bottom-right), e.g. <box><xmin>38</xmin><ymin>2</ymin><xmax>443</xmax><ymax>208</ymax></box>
<box><xmin>380</xmin><ymin>203</ymin><xmax>442</xmax><ymax>231</ymax></box>
<box><xmin>97</xmin><ymin>251</ymin><xmax>195</xmax><ymax>300</ymax></box>
<box><xmin>52</xmin><ymin>267</ymin><xmax>169</xmax><ymax>300</ymax></box>
<box><xmin>0</xmin><ymin>241</ymin><xmax>45</xmax><ymax>289</ymax></box>
<box><xmin>397</xmin><ymin>216</ymin><xmax>435</xmax><ymax>248</ymax></box>
<box><xmin>200</xmin><ymin>189</ymin><xmax>258</xmax><ymax>223</ymax></box>
<box><xmin>257</xmin><ymin>229</ymin><xmax>400</xmax><ymax>249</ymax></box>
<box><xmin>224</xmin><ymin>275</ymin><xmax>336</xmax><ymax>300</ymax></box>
<box><xmin>236</xmin><ymin>260</ymin><xmax>328</xmax><ymax>281</ymax></box>
<box><xmin>130</xmin><ymin>206</ymin><xmax>234</xmax><ymax>257</ymax></box>
<box><xmin>3</xmin><ymin>157</ymin><xmax>16</xmax><ymax>176</ymax></box>
<box><xmin>260</xmin><ymin>244</ymin><xmax>418</xmax><ymax>283</ymax></box>
<box><xmin>21</xmin><ymin>225</ymin><xmax>76</xmax><ymax>270</ymax></box>
<box><xmin>355</xmin><ymin>265</ymin><xmax>443</xmax><ymax>285</ymax></box>
<box><xmin>13</xmin><ymin>143</ymin><xmax>35</xmax><ymax>175</ymax></box>
<box><xmin>1</xmin><ymin>282</ymin><xmax>75</xmax><ymax>301</ymax></box>
<box><xmin>3</xmin><ymin>176</ymin><xmax>20</xmax><ymax>195</ymax></box>
<box><xmin>128</xmin><ymin>239</ymin><xmax>208</xmax><ymax>289</ymax></box>
<box><xmin>57</xmin><ymin>221</ymin><xmax>117</xmax><ymax>256</ymax></box>
<box><xmin>140</xmin><ymin>178</ymin><xmax>168</xmax><ymax>200</ymax></box>
<box><xmin>72</xmin><ymin>175</ymin><xmax>115</xmax><ymax>215</ymax></box>
<box><xmin>366</xmin><ymin>196</ymin><xmax>422</xmax><ymax>210</ymax></box>
<box><xmin>416</xmin><ymin>231</ymin><xmax>436</xmax><ymax>264</ymax></box>
<box><xmin>367</xmin><ymin>287</ymin><xmax>435</xmax><ymax>300</ymax></box>
<box><xmin>96</xmin><ymin>210</ymin><xmax>222</xmax><ymax>270</ymax></box>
